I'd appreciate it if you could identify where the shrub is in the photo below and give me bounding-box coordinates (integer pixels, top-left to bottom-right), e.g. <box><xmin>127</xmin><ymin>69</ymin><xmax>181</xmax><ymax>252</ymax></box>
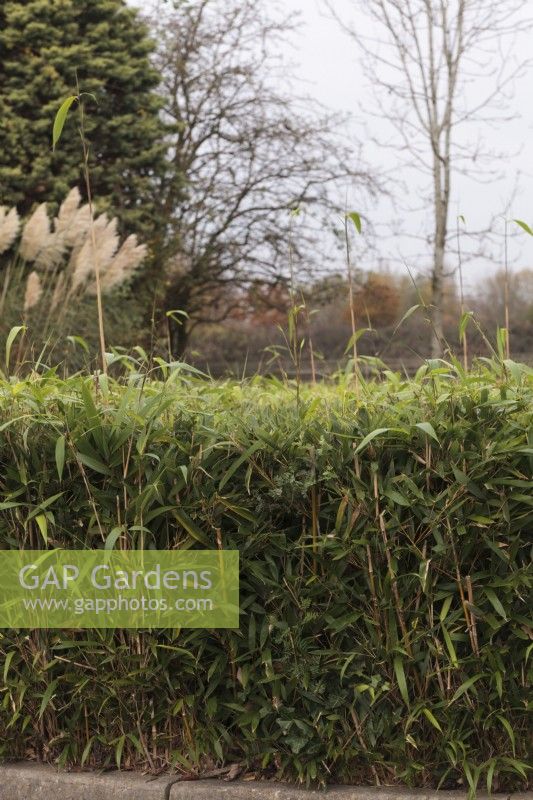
<box><xmin>0</xmin><ymin>358</ymin><xmax>531</xmax><ymax>791</ymax></box>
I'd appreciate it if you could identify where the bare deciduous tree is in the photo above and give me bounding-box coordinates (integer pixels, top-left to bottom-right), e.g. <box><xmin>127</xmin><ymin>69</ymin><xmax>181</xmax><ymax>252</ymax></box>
<box><xmin>327</xmin><ymin>0</ymin><xmax>532</xmax><ymax>356</ymax></box>
<box><xmin>146</xmin><ymin>0</ymin><xmax>377</xmax><ymax>357</ymax></box>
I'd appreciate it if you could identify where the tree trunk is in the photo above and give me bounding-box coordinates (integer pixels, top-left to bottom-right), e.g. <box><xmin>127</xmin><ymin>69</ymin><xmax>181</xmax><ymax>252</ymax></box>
<box><xmin>431</xmin><ymin>232</ymin><xmax>445</xmax><ymax>358</ymax></box>
<box><xmin>431</xmin><ymin>149</ymin><xmax>448</xmax><ymax>358</ymax></box>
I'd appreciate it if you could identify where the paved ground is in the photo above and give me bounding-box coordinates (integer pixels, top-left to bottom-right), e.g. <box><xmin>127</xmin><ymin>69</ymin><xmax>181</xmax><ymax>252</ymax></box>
<box><xmin>0</xmin><ymin>763</ymin><xmax>531</xmax><ymax>800</ymax></box>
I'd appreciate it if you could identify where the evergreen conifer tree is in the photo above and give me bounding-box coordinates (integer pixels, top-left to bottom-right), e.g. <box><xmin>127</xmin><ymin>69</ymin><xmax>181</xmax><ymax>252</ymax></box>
<box><xmin>0</xmin><ymin>0</ymin><xmax>165</xmax><ymax>234</ymax></box>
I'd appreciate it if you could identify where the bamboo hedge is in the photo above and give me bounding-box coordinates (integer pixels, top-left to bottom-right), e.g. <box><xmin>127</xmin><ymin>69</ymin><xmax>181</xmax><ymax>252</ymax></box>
<box><xmin>0</xmin><ymin>357</ymin><xmax>531</xmax><ymax>792</ymax></box>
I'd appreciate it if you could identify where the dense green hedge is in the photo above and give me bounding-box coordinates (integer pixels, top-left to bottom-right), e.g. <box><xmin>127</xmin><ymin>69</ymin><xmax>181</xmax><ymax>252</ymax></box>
<box><xmin>0</xmin><ymin>359</ymin><xmax>531</xmax><ymax>791</ymax></box>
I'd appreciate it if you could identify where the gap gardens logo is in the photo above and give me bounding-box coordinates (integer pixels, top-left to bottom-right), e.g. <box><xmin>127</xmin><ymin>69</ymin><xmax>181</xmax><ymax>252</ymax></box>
<box><xmin>0</xmin><ymin>550</ymin><xmax>239</xmax><ymax>629</ymax></box>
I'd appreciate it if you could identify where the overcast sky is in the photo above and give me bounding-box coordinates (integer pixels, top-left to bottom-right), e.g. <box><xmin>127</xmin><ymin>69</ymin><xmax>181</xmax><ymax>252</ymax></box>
<box><xmin>277</xmin><ymin>0</ymin><xmax>533</xmax><ymax>290</ymax></box>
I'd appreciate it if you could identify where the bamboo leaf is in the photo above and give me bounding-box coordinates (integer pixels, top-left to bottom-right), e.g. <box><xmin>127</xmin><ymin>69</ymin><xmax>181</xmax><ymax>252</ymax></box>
<box><xmin>513</xmin><ymin>218</ymin><xmax>533</xmax><ymax>236</ymax></box>
<box><xmin>449</xmin><ymin>673</ymin><xmax>485</xmax><ymax>705</ymax></box>
<box><xmin>393</xmin><ymin>304</ymin><xmax>421</xmax><ymax>334</ymax></box>
<box><xmin>483</xmin><ymin>587</ymin><xmax>507</xmax><ymax>620</ymax></box>
<box><xmin>415</xmin><ymin>421</ymin><xmax>439</xmax><ymax>443</ymax></box>
<box><xmin>344</xmin><ymin>328</ymin><xmax>372</xmax><ymax>354</ymax></box>
<box><xmin>219</xmin><ymin>441</ymin><xmax>262</xmax><ymax>491</ymax></box>
<box><xmin>55</xmin><ymin>435</ymin><xmax>66</xmax><ymax>481</ymax></box>
<box><xmin>114</xmin><ymin>734</ymin><xmax>126</xmax><ymax>769</ymax></box>
<box><xmin>393</xmin><ymin>655</ymin><xmax>409</xmax><ymax>706</ymax></box>
<box><xmin>76</xmin><ymin>451</ymin><xmax>111</xmax><ymax>476</ymax></box>
<box><xmin>441</xmin><ymin>624</ymin><xmax>458</xmax><ymax>667</ymax></box>
<box><xmin>422</xmin><ymin>707</ymin><xmax>442</xmax><ymax>732</ymax></box>
<box><xmin>5</xmin><ymin>325</ymin><xmax>26</xmax><ymax>372</ymax></box>
<box><xmin>52</xmin><ymin>95</ymin><xmax>78</xmax><ymax>150</ymax></box>
<box><xmin>3</xmin><ymin>651</ymin><xmax>15</xmax><ymax>683</ymax></box>
<box><xmin>104</xmin><ymin>526</ymin><xmax>124</xmax><ymax>551</ymax></box>
<box><xmin>35</xmin><ymin>513</ymin><xmax>48</xmax><ymax>544</ymax></box>
<box><xmin>38</xmin><ymin>679</ymin><xmax>59</xmax><ymax>719</ymax></box>
<box><xmin>355</xmin><ymin>427</ymin><xmax>389</xmax><ymax>454</ymax></box>
<box><xmin>496</xmin><ymin>714</ymin><xmax>515</xmax><ymax>755</ymax></box>
<box><xmin>459</xmin><ymin>311</ymin><xmax>473</xmax><ymax>339</ymax></box>
<box><xmin>346</xmin><ymin>211</ymin><xmax>362</xmax><ymax>233</ymax></box>
<box><xmin>173</xmin><ymin>509</ymin><xmax>210</xmax><ymax>546</ymax></box>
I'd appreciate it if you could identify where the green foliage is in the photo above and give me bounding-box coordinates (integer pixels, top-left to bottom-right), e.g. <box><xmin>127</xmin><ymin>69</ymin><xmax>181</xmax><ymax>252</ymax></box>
<box><xmin>0</xmin><ymin>359</ymin><xmax>531</xmax><ymax>789</ymax></box>
<box><xmin>514</xmin><ymin>219</ymin><xmax>533</xmax><ymax>237</ymax></box>
<box><xmin>346</xmin><ymin>211</ymin><xmax>362</xmax><ymax>234</ymax></box>
<box><xmin>52</xmin><ymin>95</ymin><xmax>79</xmax><ymax>151</ymax></box>
<box><xmin>0</xmin><ymin>0</ymin><xmax>166</xmax><ymax>235</ymax></box>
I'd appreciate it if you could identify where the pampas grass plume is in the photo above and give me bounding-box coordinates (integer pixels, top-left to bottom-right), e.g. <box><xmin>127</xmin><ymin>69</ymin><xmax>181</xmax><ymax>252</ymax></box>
<box><xmin>0</xmin><ymin>207</ymin><xmax>20</xmax><ymax>255</ymax></box>
<box><xmin>55</xmin><ymin>188</ymin><xmax>91</xmax><ymax>247</ymax></box>
<box><xmin>71</xmin><ymin>215</ymin><xmax>119</xmax><ymax>292</ymax></box>
<box><xmin>35</xmin><ymin>230</ymin><xmax>67</xmax><ymax>272</ymax></box>
<box><xmin>20</xmin><ymin>204</ymin><xmax>50</xmax><ymax>262</ymax></box>
<box><xmin>23</xmin><ymin>270</ymin><xmax>43</xmax><ymax>312</ymax></box>
<box><xmin>88</xmin><ymin>235</ymin><xmax>147</xmax><ymax>294</ymax></box>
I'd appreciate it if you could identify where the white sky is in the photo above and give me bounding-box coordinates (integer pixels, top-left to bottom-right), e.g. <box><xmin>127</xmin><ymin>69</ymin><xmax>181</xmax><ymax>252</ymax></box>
<box><xmin>276</xmin><ymin>0</ymin><xmax>533</xmax><ymax>290</ymax></box>
<box><xmin>133</xmin><ymin>0</ymin><xmax>533</xmax><ymax>291</ymax></box>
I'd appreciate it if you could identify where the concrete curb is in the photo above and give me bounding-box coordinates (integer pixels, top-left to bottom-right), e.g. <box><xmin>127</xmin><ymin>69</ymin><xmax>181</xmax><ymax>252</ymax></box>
<box><xmin>0</xmin><ymin>762</ymin><xmax>169</xmax><ymax>800</ymax></box>
<box><xmin>0</xmin><ymin>763</ymin><xmax>531</xmax><ymax>800</ymax></box>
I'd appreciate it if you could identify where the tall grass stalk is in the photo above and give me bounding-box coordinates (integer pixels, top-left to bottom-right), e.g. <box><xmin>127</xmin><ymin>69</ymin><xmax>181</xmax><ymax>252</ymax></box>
<box><xmin>503</xmin><ymin>217</ymin><xmax>511</xmax><ymax>359</ymax></box>
<box><xmin>288</xmin><ymin>209</ymin><xmax>302</xmax><ymax>405</ymax></box>
<box><xmin>52</xmin><ymin>85</ymin><xmax>107</xmax><ymax>374</ymax></box>
<box><xmin>344</xmin><ymin>212</ymin><xmax>361</xmax><ymax>398</ymax></box>
<box><xmin>301</xmin><ymin>291</ymin><xmax>317</xmax><ymax>386</ymax></box>
<box><xmin>457</xmin><ymin>215</ymin><xmax>468</xmax><ymax>370</ymax></box>
<box><xmin>76</xmin><ymin>84</ymin><xmax>107</xmax><ymax>375</ymax></box>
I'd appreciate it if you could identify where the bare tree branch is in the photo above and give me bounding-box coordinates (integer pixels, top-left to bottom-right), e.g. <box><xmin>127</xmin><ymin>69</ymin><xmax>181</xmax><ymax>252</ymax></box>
<box><xmin>144</xmin><ymin>0</ymin><xmax>379</xmax><ymax>356</ymax></box>
<box><xmin>325</xmin><ymin>0</ymin><xmax>532</xmax><ymax>355</ymax></box>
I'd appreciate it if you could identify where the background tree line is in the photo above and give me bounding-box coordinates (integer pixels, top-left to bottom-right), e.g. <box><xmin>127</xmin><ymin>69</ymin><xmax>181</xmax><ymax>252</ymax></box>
<box><xmin>185</xmin><ymin>267</ymin><xmax>533</xmax><ymax>376</ymax></box>
<box><xmin>0</xmin><ymin>0</ymin><xmax>531</xmax><ymax>370</ymax></box>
